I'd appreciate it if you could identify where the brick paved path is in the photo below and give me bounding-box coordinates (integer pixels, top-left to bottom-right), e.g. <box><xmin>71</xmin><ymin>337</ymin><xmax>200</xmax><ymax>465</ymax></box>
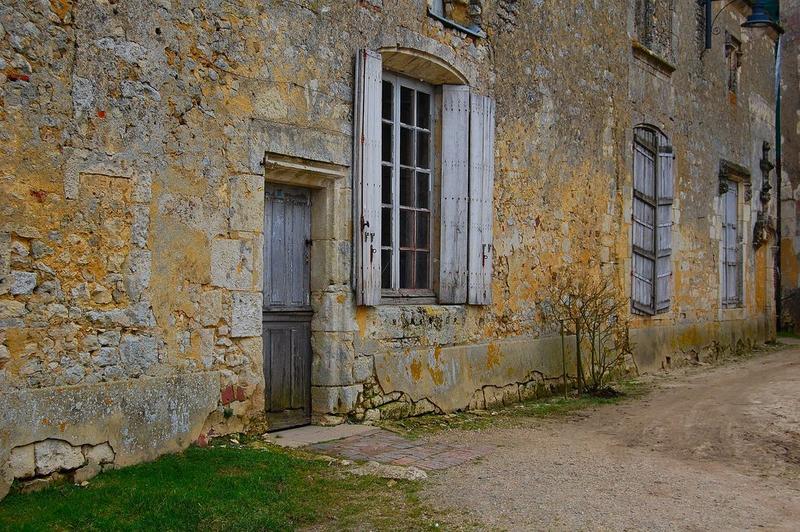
<box><xmin>307</xmin><ymin>429</ymin><xmax>494</xmax><ymax>470</ymax></box>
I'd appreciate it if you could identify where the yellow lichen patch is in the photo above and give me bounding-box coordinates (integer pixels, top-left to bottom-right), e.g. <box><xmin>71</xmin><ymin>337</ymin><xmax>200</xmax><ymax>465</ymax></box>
<box><xmin>409</xmin><ymin>358</ymin><xmax>423</xmax><ymax>382</ymax></box>
<box><xmin>49</xmin><ymin>0</ymin><xmax>71</xmax><ymax>21</ymax></box>
<box><xmin>355</xmin><ymin>307</ymin><xmax>369</xmax><ymax>338</ymax></box>
<box><xmin>336</xmin><ymin>293</ymin><xmax>346</xmax><ymax>304</ymax></box>
<box><xmin>486</xmin><ymin>343</ymin><xmax>501</xmax><ymax>369</ymax></box>
<box><xmin>427</xmin><ymin>362</ymin><xmax>445</xmax><ymax>386</ymax></box>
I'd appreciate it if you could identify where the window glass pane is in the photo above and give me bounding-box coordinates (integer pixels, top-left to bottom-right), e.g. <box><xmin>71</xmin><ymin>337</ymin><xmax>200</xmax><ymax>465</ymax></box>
<box><xmin>415</xmin><ymin>252</ymin><xmax>429</xmax><ymax>289</ymax></box>
<box><xmin>381</xmin><ymin>249</ymin><xmax>392</xmax><ymax>289</ymax></box>
<box><xmin>381</xmin><ymin>207</ymin><xmax>392</xmax><ymax>246</ymax></box>
<box><xmin>416</xmin><ymin>172</ymin><xmax>429</xmax><ymax>208</ymax></box>
<box><xmin>399</xmin><ymin>168</ymin><xmax>414</xmax><ymax>207</ymax></box>
<box><xmin>416</xmin><ymin>131</ymin><xmax>430</xmax><ymax>169</ymax></box>
<box><xmin>382</xmin><ymin>80</ymin><xmax>393</xmax><ymax>121</ymax></box>
<box><xmin>382</xmin><ymin>122</ymin><xmax>393</xmax><ymax>163</ymax></box>
<box><xmin>416</xmin><ymin>211</ymin><xmax>429</xmax><ymax>250</ymax></box>
<box><xmin>400</xmin><ymin>126</ymin><xmax>414</xmax><ymax>167</ymax></box>
<box><xmin>399</xmin><ymin>250</ymin><xmax>413</xmax><ymax>289</ymax></box>
<box><xmin>381</xmin><ymin>166</ymin><xmax>392</xmax><ymax>204</ymax></box>
<box><xmin>400</xmin><ymin>208</ymin><xmax>413</xmax><ymax>247</ymax></box>
<box><xmin>400</xmin><ymin>86</ymin><xmax>414</xmax><ymax>125</ymax></box>
<box><xmin>416</xmin><ymin>91</ymin><xmax>430</xmax><ymax>129</ymax></box>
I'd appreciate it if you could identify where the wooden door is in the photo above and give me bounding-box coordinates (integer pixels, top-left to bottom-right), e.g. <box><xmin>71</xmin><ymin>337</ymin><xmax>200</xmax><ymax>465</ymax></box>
<box><xmin>263</xmin><ymin>185</ymin><xmax>312</xmax><ymax>431</ymax></box>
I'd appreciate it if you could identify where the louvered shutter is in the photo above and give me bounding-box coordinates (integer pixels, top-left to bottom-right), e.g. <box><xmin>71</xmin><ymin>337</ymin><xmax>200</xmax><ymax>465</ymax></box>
<box><xmin>468</xmin><ymin>93</ymin><xmax>496</xmax><ymax>305</ymax></box>
<box><xmin>722</xmin><ymin>181</ymin><xmax>740</xmax><ymax>305</ymax></box>
<box><xmin>439</xmin><ymin>85</ymin><xmax>470</xmax><ymax>304</ymax></box>
<box><xmin>632</xmin><ymin>142</ymin><xmax>656</xmax><ymax>314</ymax></box>
<box><xmin>353</xmin><ymin>49</ymin><xmax>382</xmax><ymax>306</ymax></box>
<box><xmin>655</xmin><ymin>146</ymin><xmax>674</xmax><ymax>312</ymax></box>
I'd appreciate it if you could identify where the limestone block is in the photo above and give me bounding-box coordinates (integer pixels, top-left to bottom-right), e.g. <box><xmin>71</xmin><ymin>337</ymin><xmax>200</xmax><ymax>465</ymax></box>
<box><xmin>231</xmin><ymin>292</ymin><xmax>262</xmax><ymax>338</ymax></box>
<box><xmin>8</xmin><ymin>444</ymin><xmax>35</xmax><ymax>478</ymax></box>
<box><xmin>72</xmin><ymin>463</ymin><xmax>102</xmax><ymax>484</ymax></box>
<box><xmin>229</xmin><ymin>175</ymin><xmax>264</xmax><ymax>232</ymax></box>
<box><xmin>311</xmin><ymin>185</ymin><xmax>352</xmax><ymax>241</ymax></box>
<box><xmin>310</xmin><ymin>289</ymin><xmax>358</xmax><ymax>332</ymax></box>
<box><xmin>310</xmin><ymin>239</ymin><xmax>351</xmax><ymax>291</ymax></box>
<box><xmin>85</xmin><ymin>442</ymin><xmax>115</xmax><ymax>465</ymax></box>
<box><xmin>131</xmin><ymin>204</ymin><xmax>149</xmax><ymax>248</ymax></box>
<box><xmin>211</xmin><ymin>238</ymin><xmax>255</xmax><ymax>290</ymax></box>
<box><xmin>199</xmin><ymin>289</ymin><xmax>224</xmax><ymax>327</ymax></box>
<box><xmin>10</xmin><ymin>270</ymin><xmax>36</xmax><ymax>295</ymax></box>
<box><xmin>132</xmin><ymin>173</ymin><xmax>152</xmax><ymax>203</ymax></box>
<box><xmin>124</xmin><ymin>249</ymin><xmax>151</xmax><ymax>301</ymax></box>
<box><xmin>2</xmin><ymin>293</ymin><xmax>27</xmax><ymax>317</ymax></box>
<box><xmin>311</xmin><ymin>332</ymin><xmax>355</xmax><ymax>386</ymax></box>
<box><xmin>97</xmin><ymin>330</ymin><xmax>121</xmax><ymax>346</ymax></box>
<box><xmin>353</xmin><ymin>355</ymin><xmax>374</xmax><ymax>382</ymax></box>
<box><xmin>311</xmin><ymin>384</ymin><xmax>363</xmax><ymax>414</ymax></box>
<box><xmin>0</xmin><ymin>232</ymin><xmax>10</xmax><ymax>277</ymax></box>
<box><xmin>34</xmin><ymin>440</ymin><xmax>85</xmax><ymax>475</ymax></box>
<box><xmin>119</xmin><ymin>334</ymin><xmax>158</xmax><ymax>375</ymax></box>
<box><xmin>92</xmin><ymin>347</ymin><xmax>119</xmax><ymax>367</ymax></box>
<box><xmin>63</xmin><ymin>364</ymin><xmax>86</xmax><ymax>385</ymax></box>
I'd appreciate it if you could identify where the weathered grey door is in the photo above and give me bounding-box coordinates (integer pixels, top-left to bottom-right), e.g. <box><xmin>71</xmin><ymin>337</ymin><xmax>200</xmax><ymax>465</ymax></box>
<box><xmin>263</xmin><ymin>185</ymin><xmax>312</xmax><ymax>431</ymax></box>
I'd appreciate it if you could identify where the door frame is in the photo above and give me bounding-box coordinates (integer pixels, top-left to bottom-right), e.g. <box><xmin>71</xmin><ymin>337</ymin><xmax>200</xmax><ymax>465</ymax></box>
<box><xmin>261</xmin><ymin>152</ymin><xmax>350</xmax><ymax>427</ymax></box>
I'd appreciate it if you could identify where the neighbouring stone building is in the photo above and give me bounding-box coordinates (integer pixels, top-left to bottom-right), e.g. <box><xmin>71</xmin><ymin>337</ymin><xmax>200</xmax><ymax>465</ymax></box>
<box><xmin>0</xmin><ymin>0</ymin><xmax>790</xmax><ymax>495</ymax></box>
<box><xmin>780</xmin><ymin>0</ymin><xmax>800</xmax><ymax>329</ymax></box>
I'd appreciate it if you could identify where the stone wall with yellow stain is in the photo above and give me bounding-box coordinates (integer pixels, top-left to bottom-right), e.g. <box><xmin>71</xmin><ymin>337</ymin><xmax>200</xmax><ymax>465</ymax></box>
<box><xmin>780</xmin><ymin>0</ymin><xmax>800</xmax><ymax>331</ymax></box>
<box><xmin>0</xmin><ymin>0</ymin><xmax>782</xmax><ymax>495</ymax></box>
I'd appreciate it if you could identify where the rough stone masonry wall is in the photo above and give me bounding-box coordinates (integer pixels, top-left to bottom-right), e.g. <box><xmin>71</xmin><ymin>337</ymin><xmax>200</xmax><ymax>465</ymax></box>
<box><xmin>780</xmin><ymin>0</ymin><xmax>800</xmax><ymax>330</ymax></box>
<box><xmin>0</xmin><ymin>0</ymin><xmax>783</xmax><ymax>496</ymax></box>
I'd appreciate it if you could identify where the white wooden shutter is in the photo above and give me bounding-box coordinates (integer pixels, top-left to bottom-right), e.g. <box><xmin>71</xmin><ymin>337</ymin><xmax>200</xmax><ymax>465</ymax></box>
<box><xmin>439</xmin><ymin>85</ymin><xmax>470</xmax><ymax>304</ymax></box>
<box><xmin>468</xmin><ymin>93</ymin><xmax>496</xmax><ymax>305</ymax></box>
<box><xmin>722</xmin><ymin>181</ymin><xmax>740</xmax><ymax>305</ymax></box>
<box><xmin>655</xmin><ymin>146</ymin><xmax>674</xmax><ymax>312</ymax></box>
<box><xmin>632</xmin><ymin>142</ymin><xmax>656</xmax><ymax>314</ymax></box>
<box><xmin>353</xmin><ymin>49</ymin><xmax>382</xmax><ymax>306</ymax></box>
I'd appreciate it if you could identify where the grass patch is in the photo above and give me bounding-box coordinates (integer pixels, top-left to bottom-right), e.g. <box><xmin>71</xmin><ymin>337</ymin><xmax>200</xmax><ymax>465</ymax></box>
<box><xmin>0</xmin><ymin>443</ymin><xmax>443</xmax><ymax>532</ymax></box>
<box><xmin>380</xmin><ymin>380</ymin><xmax>647</xmax><ymax>439</ymax></box>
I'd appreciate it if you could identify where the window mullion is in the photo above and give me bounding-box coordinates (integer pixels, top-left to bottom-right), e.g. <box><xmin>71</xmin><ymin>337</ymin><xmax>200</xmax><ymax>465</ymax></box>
<box><xmin>392</xmin><ymin>81</ymin><xmax>401</xmax><ymax>291</ymax></box>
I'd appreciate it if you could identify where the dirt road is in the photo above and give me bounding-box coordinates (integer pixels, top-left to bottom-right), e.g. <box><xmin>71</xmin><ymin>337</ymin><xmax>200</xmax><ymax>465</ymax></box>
<box><xmin>425</xmin><ymin>347</ymin><xmax>800</xmax><ymax>530</ymax></box>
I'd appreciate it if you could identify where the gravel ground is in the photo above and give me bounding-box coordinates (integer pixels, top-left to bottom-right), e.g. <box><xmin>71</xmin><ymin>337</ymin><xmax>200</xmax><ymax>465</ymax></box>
<box><xmin>424</xmin><ymin>346</ymin><xmax>800</xmax><ymax>531</ymax></box>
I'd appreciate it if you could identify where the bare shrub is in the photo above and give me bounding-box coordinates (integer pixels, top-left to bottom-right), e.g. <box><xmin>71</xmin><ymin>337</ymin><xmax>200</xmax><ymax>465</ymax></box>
<box><xmin>539</xmin><ymin>263</ymin><xmax>635</xmax><ymax>394</ymax></box>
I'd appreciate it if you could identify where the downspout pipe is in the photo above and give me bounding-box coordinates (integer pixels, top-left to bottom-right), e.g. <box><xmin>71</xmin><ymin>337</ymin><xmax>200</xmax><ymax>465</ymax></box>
<box><xmin>706</xmin><ymin>0</ymin><xmax>713</xmax><ymax>49</ymax></box>
<box><xmin>775</xmin><ymin>35</ymin><xmax>783</xmax><ymax>331</ymax></box>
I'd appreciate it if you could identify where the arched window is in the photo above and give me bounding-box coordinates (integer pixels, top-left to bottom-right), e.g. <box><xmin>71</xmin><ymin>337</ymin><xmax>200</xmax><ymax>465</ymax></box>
<box><xmin>631</xmin><ymin>126</ymin><xmax>674</xmax><ymax>315</ymax></box>
<box><xmin>353</xmin><ymin>49</ymin><xmax>495</xmax><ymax>306</ymax></box>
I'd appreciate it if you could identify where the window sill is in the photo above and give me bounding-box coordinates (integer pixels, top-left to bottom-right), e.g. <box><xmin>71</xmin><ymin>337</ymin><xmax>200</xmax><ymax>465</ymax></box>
<box><xmin>427</xmin><ymin>9</ymin><xmax>486</xmax><ymax>39</ymax></box>
<box><xmin>631</xmin><ymin>40</ymin><xmax>675</xmax><ymax>77</ymax></box>
<box><xmin>381</xmin><ymin>289</ymin><xmax>437</xmax><ymax>306</ymax></box>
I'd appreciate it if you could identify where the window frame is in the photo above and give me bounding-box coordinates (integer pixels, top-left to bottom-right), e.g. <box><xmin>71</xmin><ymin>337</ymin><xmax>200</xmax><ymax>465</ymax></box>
<box><xmin>380</xmin><ymin>71</ymin><xmax>438</xmax><ymax>301</ymax></box>
<box><xmin>721</xmin><ymin>178</ymin><xmax>743</xmax><ymax>308</ymax></box>
<box><xmin>631</xmin><ymin>126</ymin><xmax>672</xmax><ymax>316</ymax></box>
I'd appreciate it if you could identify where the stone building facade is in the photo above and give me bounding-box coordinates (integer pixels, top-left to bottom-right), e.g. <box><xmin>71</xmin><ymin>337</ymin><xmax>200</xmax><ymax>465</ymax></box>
<box><xmin>780</xmin><ymin>0</ymin><xmax>800</xmax><ymax>330</ymax></box>
<box><xmin>0</xmin><ymin>0</ymin><xmax>786</xmax><ymax>495</ymax></box>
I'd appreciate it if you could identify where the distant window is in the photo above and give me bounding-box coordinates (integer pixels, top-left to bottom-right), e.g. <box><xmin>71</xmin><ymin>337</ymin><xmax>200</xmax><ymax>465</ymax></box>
<box><xmin>631</xmin><ymin>126</ymin><xmax>674</xmax><ymax>315</ymax></box>
<box><xmin>721</xmin><ymin>179</ymin><xmax>743</xmax><ymax>307</ymax></box>
<box><xmin>634</xmin><ymin>0</ymin><xmax>674</xmax><ymax>59</ymax></box>
<box><xmin>725</xmin><ymin>33</ymin><xmax>742</xmax><ymax>96</ymax></box>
